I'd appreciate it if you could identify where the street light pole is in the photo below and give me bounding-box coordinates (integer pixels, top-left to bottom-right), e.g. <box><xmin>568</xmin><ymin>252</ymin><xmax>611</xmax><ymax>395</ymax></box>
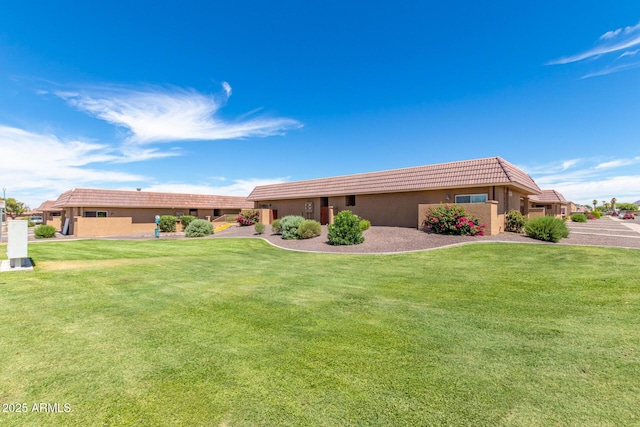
<box><xmin>1</xmin><ymin>187</ymin><xmax>5</xmax><ymax>243</ymax></box>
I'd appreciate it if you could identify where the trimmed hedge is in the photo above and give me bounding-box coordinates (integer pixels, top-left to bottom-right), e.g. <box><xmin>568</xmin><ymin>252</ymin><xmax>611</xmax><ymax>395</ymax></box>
<box><xmin>525</xmin><ymin>216</ymin><xmax>569</xmax><ymax>243</ymax></box>
<box><xmin>298</xmin><ymin>220</ymin><xmax>322</xmax><ymax>239</ymax></box>
<box><xmin>159</xmin><ymin>215</ymin><xmax>177</xmax><ymax>232</ymax></box>
<box><xmin>254</xmin><ymin>222</ymin><xmax>266</xmax><ymax>235</ymax></box>
<box><xmin>34</xmin><ymin>224</ymin><xmax>56</xmax><ymax>239</ymax></box>
<box><xmin>184</xmin><ymin>219</ymin><xmax>213</xmax><ymax>237</ymax></box>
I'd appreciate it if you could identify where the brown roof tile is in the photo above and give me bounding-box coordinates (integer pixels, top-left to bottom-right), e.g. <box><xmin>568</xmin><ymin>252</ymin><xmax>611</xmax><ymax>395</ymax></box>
<box><xmin>36</xmin><ymin>200</ymin><xmax>62</xmax><ymax>212</ymax></box>
<box><xmin>52</xmin><ymin>188</ymin><xmax>253</xmax><ymax>209</ymax></box>
<box><xmin>248</xmin><ymin>157</ymin><xmax>541</xmax><ymax>201</ymax></box>
<box><xmin>529</xmin><ymin>189</ymin><xmax>567</xmax><ymax>203</ymax></box>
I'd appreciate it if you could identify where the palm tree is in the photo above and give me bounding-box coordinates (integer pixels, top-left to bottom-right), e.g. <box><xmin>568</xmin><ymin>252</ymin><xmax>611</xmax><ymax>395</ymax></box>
<box><xmin>611</xmin><ymin>197</ymin><xmax>617</xmax><ymax>211</ymax></box>
<box><xmin>592</xmin><ymin>200</ymin><xmax>598</xmax><ymax>211</ymax></box>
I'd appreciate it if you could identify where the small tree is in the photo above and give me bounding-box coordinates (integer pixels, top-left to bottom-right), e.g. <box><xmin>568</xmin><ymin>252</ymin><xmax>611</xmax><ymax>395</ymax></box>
<box><xmin>4</xmin><ymin>197</ymin><xmax>28</xmax><ymax>219</ymax></box>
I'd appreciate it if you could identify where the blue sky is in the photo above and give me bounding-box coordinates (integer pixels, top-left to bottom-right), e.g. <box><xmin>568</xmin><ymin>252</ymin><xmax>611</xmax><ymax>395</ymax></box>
<box><xmin>1</xmin><ymin>1</ymin><xmax>640</xmax><ymax>209</ymax></box>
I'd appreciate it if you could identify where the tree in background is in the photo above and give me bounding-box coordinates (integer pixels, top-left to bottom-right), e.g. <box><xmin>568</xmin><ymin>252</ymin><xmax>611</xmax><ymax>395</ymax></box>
<box><xmin>3</xmin><ymin>197</ymin><xmax>28</xmax><ymax>219</ymax></box>
<box><xmin>611</xmin><ymin>198</ymin><xmax>617</xmax><ymax>211</ymax></box>
<box><xmin>592</xmin><ymin>200</ymin><xmax>598</xmax><ymax>211</ymax></box>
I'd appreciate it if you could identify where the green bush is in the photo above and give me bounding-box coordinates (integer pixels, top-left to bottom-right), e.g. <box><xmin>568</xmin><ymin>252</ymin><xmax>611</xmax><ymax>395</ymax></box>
<box><xmin>159</xmin><ymin>215</ymin><xmax>177</xmax><ymax>232</ymax></box>
<box><xmin>298</xmin><ymin>220</ymin><xmax>322</xmax><ymax>239</ymax></box>
<box><xmin>34</xmin><ymin>224</ymin><xmax>56</xmax><ymax>239</ymax></box>
<box><xmin>423</xmin><ymin>204</ymin><xmax>485</xmax><ymax>236</ymax></box>
<box><xmin>505</xmin><ymin>210</ymin><xmax>526</xmax><ymax>233</ymax></box>
<box><xmin>524</xmin><ymin>216</ymin><xmax>569</xmax><ymax>243</ymax></box>
<box><xmin>280</xmin><ymin>215</ymin><xmax>305</xmax><ymax>240</ymax></box>
<box><xmin>271</xmin><ymin>219</ymin><xmax>281</xmax><ymax>234</ymax></box>
<box><xmin>184</xmin><ymin>219</ymin><xmax>213</xmax><ymax>237</ymax></box>
<box><xmin>571</xmin><ymin>213</ymin><xmax>587</xmax><ymax>222</ymax></box>
<box><xmin>179</xmin><ymin>215</ymin><xmax>195</xmax><ymax>230</ymax></box>
<box><xmin>254</xmin><ymin>222</ymin><xmax>265</xmax><ymax>235</ymax></box>
<box><xmin>590</xmin><ymin>210</ymin><xmax>602</xmax><ymax>219</ymax></box>
<box><xmin>328</xmin><ymin>210</ymin><xmax>364</xmax><ymax>245</ymax></box>
<box><xmin>359</xmin><ymin>218</ymin><xmax>371</xmax><ymax>231</ymax></box>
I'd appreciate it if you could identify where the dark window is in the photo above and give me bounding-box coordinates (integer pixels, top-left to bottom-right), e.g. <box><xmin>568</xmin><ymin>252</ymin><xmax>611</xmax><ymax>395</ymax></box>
<box><xmin>346</xmin><ymin>195</ymin><xmax>356</xmax><ymax>206</ymax></box>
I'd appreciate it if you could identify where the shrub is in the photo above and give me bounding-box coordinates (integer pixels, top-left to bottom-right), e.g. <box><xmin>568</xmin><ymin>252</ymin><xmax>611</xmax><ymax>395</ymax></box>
<box><xmin>423</xmin><ymin>204</ymin><xmax>485</xmax><ymax>236</ymax></box>
<box><xmin>571</xmin><ymin>213</ymin><xmax>587</xmax><ymax>222</ymax></box>
<box><xmin>280</xmin><ymin>215</ymin><xmax>305</xmax><ymax>240</ymax></box>
<box><xmin>505</xmin><ymin>210</ymin><xmax>526</xmax><ymax>233</ymax></box>
<box><xmin>271</xmin><ymin>219</ymin><xmax>281</xmax><ymax>234</ymax></box>
<box><xmin>34</xmin><ymin>224</ymin><xmax>57</xmax><ymax>239</ymax></box>
<box><xmin>328</xmin><ymin>210</ymin><xmax>364</xmax><ymax>245</ymax></box>
<box><xmin>359</xmin><ymin>218</ymin><xmax>371</xmax><ymax>231</ymax></box>
<box><xmin>524</xmin><ymin>216</ymin><xmax>569</xmax><ymax>243</ymax></box>
<box><xmin>298</xmin><ymin>220</ymin><xmax>322</xmax><ymax>239</ymax></box>
<box><xmin>159</xmin><ymin>215</ymin><xmax>177</xmax><ymax>232</ymax></box>
<box><xmin>236</xmin><ymin>210</ymin><xmax>260</xmax><ymax>226</ymax></box>
<box><xmin>254</xmin><ymin>222</ymin><xmax>265</xmax><ymax>235</ymax></box>
<box><xmin>27</xmin><ymin>221</ymin><xmax>36</xmax><ymax>227</ymax></box>
<box><xmin>590</xmin><ymin>210</ymin><xmax>601</xmax><ymax>219</ymax></box>
<box><xmin>184</xmin><ymin>219</ymin><xmax>213</xmax><ymax>237</ymax></box>
<box><xmin>179</xmin><ymin>215</ymin><xmax>195</xmax><ymax>230</ymax></box>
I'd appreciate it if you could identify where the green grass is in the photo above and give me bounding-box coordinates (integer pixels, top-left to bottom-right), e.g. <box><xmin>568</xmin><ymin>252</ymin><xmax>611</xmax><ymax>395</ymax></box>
<box><xmin>1</xmin><ymin>239</ymin><xmax>639</xmax><ymax>426</ymax></box>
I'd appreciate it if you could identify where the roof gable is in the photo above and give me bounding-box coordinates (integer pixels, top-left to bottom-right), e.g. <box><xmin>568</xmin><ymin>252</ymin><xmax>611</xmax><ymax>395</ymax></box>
<box><xmin>248</xmin><ymin>157</ymin><xmax>541</xmax><ymax>201</ymax></box>
<box><xmin>529</xmin><ymin>189</ymin><xmax>567</xmax><ymax>204</ymax></box>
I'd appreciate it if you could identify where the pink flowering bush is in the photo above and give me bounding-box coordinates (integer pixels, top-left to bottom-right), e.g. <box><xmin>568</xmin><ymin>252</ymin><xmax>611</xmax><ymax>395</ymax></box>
<box><xmin>423</xmin><ymin>204</ymin><xmax>485</xmax><ymax>236</ymax></box>
<box><xmin>236</xmin><ymin>210</ymin><xmax>260</xmax><ymax>226</ymax></box>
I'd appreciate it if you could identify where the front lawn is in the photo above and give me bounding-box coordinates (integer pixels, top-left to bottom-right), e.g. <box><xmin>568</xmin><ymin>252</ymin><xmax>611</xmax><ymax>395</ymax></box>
<box><xmin>0</xmin><ymin>239</ymin><xmax>638</xmax><ymax>426</ymax></box>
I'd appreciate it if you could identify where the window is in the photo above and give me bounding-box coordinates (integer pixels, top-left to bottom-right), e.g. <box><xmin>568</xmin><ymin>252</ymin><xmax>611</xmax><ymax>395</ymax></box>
<box><xmin>454</xmin><ymin>194</ymin><xmax>488</xmax><ymax>204</ymax></box>
<box><xmin>83</xmin><ymin>211</ymin><xmax>108</xmax><ymax>218</ymax></box>
<box><xmin>346</xmin><ymin>195</ymin><xmax>356</xmax><ymax>206</ymax></box>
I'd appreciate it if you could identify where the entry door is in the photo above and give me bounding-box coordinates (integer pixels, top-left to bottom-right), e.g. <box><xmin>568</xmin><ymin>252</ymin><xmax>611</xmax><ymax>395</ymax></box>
<box><xmin>320</xmin><ymin>207</ymin><xmax>329</xmax><ymax>225</ymax></box>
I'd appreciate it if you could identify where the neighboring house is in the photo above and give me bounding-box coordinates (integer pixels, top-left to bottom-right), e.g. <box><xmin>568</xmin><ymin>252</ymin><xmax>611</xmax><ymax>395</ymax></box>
<box><xmin>36</xmin><ymin>200</ymin><xmax>64</xmax><ymax>230</ymax></box>
<box><xmin>50</xmin><ymin>188</ymin><xmax>253</xmax><ymax>237</ymax></box>
<box><xmin>528</xmin><ymin>190</ymin><xmax>568</xmax><ymax>218</ymax></box>
<box><xmin>247</xmin><ymin>156</ymin><xmax>541</xmax><ymax>235</ymax></box>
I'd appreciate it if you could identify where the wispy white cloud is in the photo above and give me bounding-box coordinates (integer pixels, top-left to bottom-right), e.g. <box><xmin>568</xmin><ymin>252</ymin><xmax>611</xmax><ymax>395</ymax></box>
<box><xmin>55</xmin><ymin>83</ymin><xmax>302</xmax><ymax>144</ymax></box>
<box><xmin>0</xmin><ymin>125</ymin><xmax>147</xmax><ymax>208</ymax></box>
<box><xmin>523</xmin><ymin>157</ymin><xmax>640</xmax><ymax>204</ymax></box>
<box><xmin>548</xmin><ymin>21</ymin><xmax>640</xmax><ymax>78</ymax></box>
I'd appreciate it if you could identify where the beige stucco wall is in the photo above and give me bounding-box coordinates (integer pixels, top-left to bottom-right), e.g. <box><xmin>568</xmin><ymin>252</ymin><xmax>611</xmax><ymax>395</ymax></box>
<box><xmin>74</xmin><ymin>217</ymin><xmax>155</xmax><ymax>237</ymax></box>
<box><xmin>253</xmin><ymin>186</ymin><xmax>522</xmax><ymax>229</ymax></box>
<box><xmin>418</xmin><ymin>201</ymin><xmax>500</xmax><ymax>236</ymax></box>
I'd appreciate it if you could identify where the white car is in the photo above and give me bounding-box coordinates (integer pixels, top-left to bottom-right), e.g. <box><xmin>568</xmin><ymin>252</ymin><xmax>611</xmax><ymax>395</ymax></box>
<box><xmin>29</xmin><ymin>215</ymin><xmax>43</xmax><ymax>225</ymax></box>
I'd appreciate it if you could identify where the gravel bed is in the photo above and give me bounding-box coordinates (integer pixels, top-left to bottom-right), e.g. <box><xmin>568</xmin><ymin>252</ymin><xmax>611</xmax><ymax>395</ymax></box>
<box><xmin>211</xmin><ymin>223</ymin><xmax>640</xmax><ymax>254</ymax></box>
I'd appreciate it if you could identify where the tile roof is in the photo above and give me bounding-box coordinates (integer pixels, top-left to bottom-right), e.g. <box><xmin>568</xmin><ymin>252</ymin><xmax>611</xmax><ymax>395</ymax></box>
<box><xmin>52</xmin><ymin>188</ymin><xmax>253</xmax><ymax>209</ymax></box>
<box><xmin>529</xmin><ymin>189</ymin><xmax>567</xmax><ymax>204</ymax></box>
<box><xmin>248</xmin><ymin>157</ymin><xmax>541</xmax><ymax>201</ymax></box>
<box><xmin>36</xmin><ymin>200</ymin><xmax>62</xmax><ymax>212</ymax></box>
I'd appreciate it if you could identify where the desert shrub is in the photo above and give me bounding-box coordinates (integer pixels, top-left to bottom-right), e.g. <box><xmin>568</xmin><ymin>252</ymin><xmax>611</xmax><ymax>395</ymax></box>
<box><xmin>27</xmin><ymin>221</ymin><xmax>36</xmax><ymax>227</ymax></box>
<box><xmin>590</xmin><ymin>210</ymin><xmax>601</xmax><ymax>219</ymax></box>
<box><xmin>34</xmin><ymin>224</ymin><xmax>56</xmax><ymax>239</ymax></box>
<box><xmin>271</xmin><ymin>219</ymin><xmax>281</xmax><ymax>234</ymax></box>
<box><xmin>359</xmin><ymin>218</ymin><xmax>371</xmax><ymax>231</ymax></box>
<box><xmin>254</xmin><ymin>222</ymin><xmax>265</xmax><ymax>235</ymax></box>
<box><xmin>423</xmin><ymin>204</ymin><xmax>485</xmax><ymax>236</ymax></box>
<box><xmin>571</xmin><ymin>213</ymin><xmax>587</xmax><ymax>222</ymax></box>
<box><xmin>236</xmin><ymin>210</ymin><xmax>260</xmax><ymax>226</ymax></box>
<box><xmin>179</xmin><ymin>215</ymin><xmax>195</xmax><ymax>230</ymax></box>
<box><xmin>159</xmin><ymin>215</ymin><xmax>177</xmax><ymax>232</ymax></box>
<box><xmin>280</xmin><ymin>215</ymin><xmax>305</xmax><ymax>240</ymax></box>
<box><xmin>185</xmin><ymin>219</ymin><xmax>213</xmax><ymax>237</ymax></box>
<box><xmin>524</xmin><ymin>216</ymin><xmax>569</xmax><ymax>243</ymax></box>
<box><xmin>505</xmin><ymin>210</ymin><xmax>526</xmax><ymax>233</ymax></box>
<box><xmin>328</xmin><ymin>210</ymin><xmax>364</xmax><ymax>245</ymax></box>
<box><xmin>298</xmin><ymin>220</ymin><xmax>322</xmax><ymax>239</ymax></box>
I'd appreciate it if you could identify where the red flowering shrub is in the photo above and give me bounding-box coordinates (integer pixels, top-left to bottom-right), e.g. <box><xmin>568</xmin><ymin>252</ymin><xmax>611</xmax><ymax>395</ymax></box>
<box><xmin>236</xmin><ymin>210</ymin><xmax>260</xmax><ymax>226</ymax></box>
<box><xmin>423</xmin><ymin>204</ymin><xmax>485</xmax><ymax>236</ymax></box>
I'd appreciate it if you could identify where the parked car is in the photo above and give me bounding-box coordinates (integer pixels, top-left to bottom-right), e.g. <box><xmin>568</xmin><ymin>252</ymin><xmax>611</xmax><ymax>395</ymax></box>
<box><xmin>622</xmin><ymin>212</ymin><xmax>635</xmax><ymax>220</ymax></box>
<box><xmin>29</xmin><ymin>215</ymin><xmax>43</xmax><ymax>225</ymax></box>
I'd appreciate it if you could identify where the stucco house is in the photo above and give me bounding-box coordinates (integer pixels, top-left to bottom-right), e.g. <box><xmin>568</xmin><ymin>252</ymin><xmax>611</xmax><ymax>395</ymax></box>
<box><xmin>528</xmin><ymin>189</ymin><xmax>568</xmax><ymax>218</ymax></box>
<box><xmin>47</xmin><ymin>188</ymin><xmax>252</xmax><ymax>237</ymax></box>
<box><xmin>36</xmin><ymin>200</ymin><xmax>64</xmax><ymax>229</ymax></box>
<box><xmin>247</xmin><ymin>156</ymin><xmax>541</xmax><ymax>235</ymax></box>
